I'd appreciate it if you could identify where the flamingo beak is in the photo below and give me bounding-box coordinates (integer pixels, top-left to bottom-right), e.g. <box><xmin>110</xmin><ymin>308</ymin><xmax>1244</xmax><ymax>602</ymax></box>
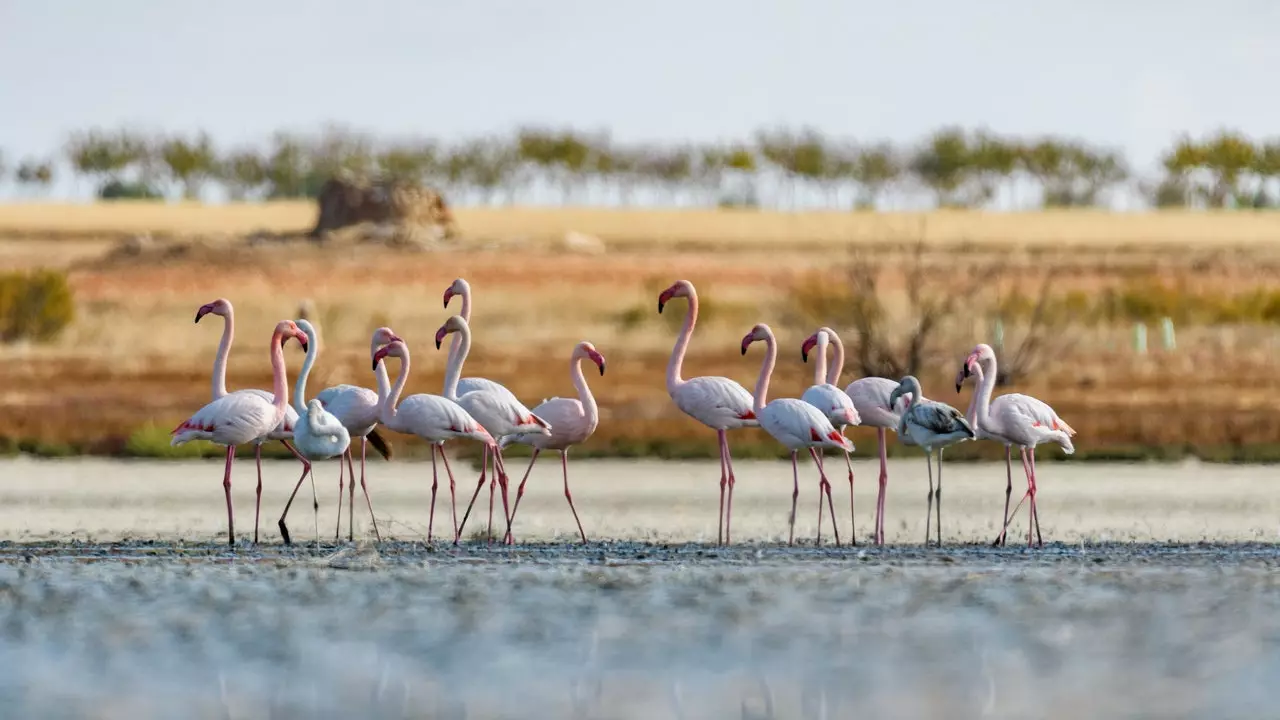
<box><xmin>657</xmin><ymin>289</ymin><xmax>674</xmax><ymax>314</ymax></box>
<box><xmin>194</xmin><ymin>306</ymin><xmax>211</xmax><ymax>323</ymax></box>
<box><xmin>588</xmin><ymin>350</ymin><xmax>606</xmax><ymax>375</ymax></box>
<box><xmin>372</xmin><ymin>347</ymin><xmax>389</xmax><ymax>371</ymax></box>
<box><xmin>434</xmin><ymin>327</ymin><xmax>447</xmax><ymax>349</ymax></box>
<box><xmin>740</xmin><ymin>336</ymin><xmax>753</xmax><ymax>355</ymax></box>
<box><xmin>801</xmin><ymin>335</ymin><xmax>818</xmax><ymax>363</ymax></box>
<box><xmin>443</xmin><ymin>288</ymin><xmax>455</xmax><ymax>309</ymax></box>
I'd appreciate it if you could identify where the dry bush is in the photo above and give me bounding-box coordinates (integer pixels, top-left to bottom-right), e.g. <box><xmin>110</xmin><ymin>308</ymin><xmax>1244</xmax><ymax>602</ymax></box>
<box><xmin>0</xmin><ymin>269</ymin><xmax>75</xmax><ymax>344</ymax></box>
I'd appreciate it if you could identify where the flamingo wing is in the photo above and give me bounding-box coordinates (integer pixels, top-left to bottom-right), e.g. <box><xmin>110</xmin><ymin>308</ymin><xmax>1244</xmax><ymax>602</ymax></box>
<box><xmin>844</xmin><ymin>377</ymin><xmax>909</xmax><ymax>430</ymax></box>
<box><xmin>457</xmin><ymin>377</ymin><xmax>517</xmax><ymax>402</ymax></box>
<box><xmin>458</xmin><ymin>390</ymin><xmax>551</xmax><ymax>437</ymax></box>
<box><xmin>903</xmin><ymin>400</ymin><xmax>975</xmax><ymax>445</ymax></box>
<box><xmin>316</xmin><ymin>384</ymin><xmax>380</xmax><ymax>432</ymax></box>
<box><xmin>760</xmin><ymin>398</ymin><xmax>853</xmax><ymax>452</ymax></box>
<box><xmin>801</xmin><ymin>383</ymin><xmax>860</xmax><ymax>428</ymax></box>
<box><xmin>672</xmin><ymin>376</ymin><xmax>759</xmax><ymax>429</ymax></box>
<box><xmin>395</xmin><ymin>394</ymin><xmax>494</xmax><ymax>444</ymax></box>
<box><xmin>172</xmin><ymin>392</ymin><xmax>279</xmax><ymax>446</ymax></box>
<box><xmin>991</xmin><ymin>394</ymin><xmax>1075</xmax><ymax>451</ymax></box>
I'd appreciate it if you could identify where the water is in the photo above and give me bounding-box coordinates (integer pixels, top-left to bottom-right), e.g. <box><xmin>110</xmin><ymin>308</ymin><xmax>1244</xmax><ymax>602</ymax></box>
<box><xmin>0</xmin><ymin>457</ymin><xmax>1277</xmax><ymax>718</ymax></box>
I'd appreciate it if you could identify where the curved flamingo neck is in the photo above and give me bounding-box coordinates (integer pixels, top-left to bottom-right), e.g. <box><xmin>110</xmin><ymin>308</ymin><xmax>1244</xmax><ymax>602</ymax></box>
<box><xmin>443</xmin><ymin>324</ymin><xmax>471</xmax><ymax>399</ymax></box>
<box><xmin>822</xmin><ymin>328</ymin><xmax>845</xmax><ymax>386</ymax></box>
<box><xmin>971</xmin><ymin>355</ymin><xmax>998</xmax><ymax>432</ymax></box>
<box><xmin>448</xmin><ymin>289</ymin><xmax>472</xmax><ymax>366</ymax></box>
<box><xmin>211</xmin><ymin>310</ymin><xmax>234</xmax><ymax>400</ymax></box>
<box><xmin>292</xmin><ymin>327</ymin><xmax>318</xmax><ymax>415</ymax></box>
<box><xmin>268</xmin><ymin>330</ymin><xmax>289</xmax><ymax>426</ymax></box>
<box><xmin>812</xmin><ymin>333</ymin><xmax>829</xmax><ymax>386</ymax></box>
<box><xmin>752</xmin><ymin>331</ymin><xmax>777</xmax><ymax>415</ymax></box>
<box><xmin>571</xmin><ymin>350</ymin><xmax>599</xmax><ymax>430</ymax></box>
<box><xmin>370</xmin><ymin>335</ymin><xmax>391</xmax><ymax>401</ymax></box>
<box><xmin>666</xmin><ymin>289</ymin><xmax>699</xmax><ymax>393</ymax></box>
<box><xmin>379</xmin><ymin>343</ymin><xmax>410</xmax><ymax>425</ymax></box>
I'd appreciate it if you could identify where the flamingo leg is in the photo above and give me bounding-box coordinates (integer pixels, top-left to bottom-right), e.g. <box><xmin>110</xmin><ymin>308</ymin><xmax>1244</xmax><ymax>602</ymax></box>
<box><xmin>722</xmin><ymin>431</ymin><xmax>739</xmax><ymax>544</ymax></box>
<box><xmin>993</xmin><ymin>445</ymin><xmax>1014</xmax><ymax>547</ymax></box>
<box><xmin>561</xmin><ymin>450</ymin><xmax>588</xmax><ymax>544</ymax></box>
<box><xmin>814</xmin><ymin>451</ymin><xmax>824</xmax><ymax>545</ymax></box>
<box><xmin>844</xmin><ymin>449</ymin><xmax>856</xmax><ymax>547</ymax></box>
<box><xmin>335</xmin><ymin>450</ymin><xmax>345</xmax><ymax>542</ymax></box>
<box><xmin>486</xmin><ymin>447</ymin><xmax>496</xmax><ymax>543</ymax></box>
<box><xmin>924</xmin><ymin>451</ymin><xmax>934</xmax><ymax>547</ymax></box>
<box><xmin>439</xmin><ymin>445</ymin><xmax>460</xmax><ymax>538</ymax></box>
<box><xmin>876</xmin><ymin>428</ymin><xmax>888</xmax><ymax>545</ymax></box>
<box><xmin>935</xmin><ymin>447</ymin><xmax>944</xmax><ymax>547</ymax></box>
<box><xmin>505</xmin><ymin>448</ymin><xmax>541</xmax><ymax>544</ymax></box>
<box><xmin>309</xmin><ymin>462</ymin><xmax>319</xmax><ymax>546</ymax></box>
<box><xmin>788</xmin><ymin>450</ymin><xmax>800</xmax><ymax>545</ymax></box>
<box><xmin>1029</xmin><ymin>448</ymin><xmax>1042</xmax><ymax>548</ymax></box>
<box><xmin>428</xmin><ymin>445</ymin><xmax>439</xmax><ymax>542</ymax></box>
<box><xmin>345</xmin><ymin>449</ymin><xmax>358</xmax><ymax>542</ymax></box>
<box><xmin>359</xmin><ymin>437</ymin><xmax>380</xmax><ymax>542</ymax></box>
<box><xmin>716</xmin><ymin>429</ymin><xmax>728</xmax><ymax>545</ymax></box>
<box><xmin>810</xmin><ymin>447</ymin><xmax>840</xmax><ymax>547</ymax></box>
<box><xmin>222</xmin><ymin>445</ymin><xmax>236</xmax><ymax>548</ymax></box>
<box><xmin>276</xmin><ymin>439</ymin><xmax>312</xmax><ymax>541</ymax></box>
<box><xmin>996</xmin><ymin>448</ymin><xmax>1034</xmax><ymax>543</ymax></box>
<box><xmin>253</xmin><ymin>444</ymin><xmax>265</xmax><ymax>544</ymax></box>
<box><xmin>456</xmin><ymin>445</ymin><xmax>490</xmax><ymax>543</ymax></box>
<box><xmin>276</xmin><ymin>457</ymin><xmax>315</xmax><ymax>546</ymax></box>
<box><xmin>495</xmin><ymin>448</ymin><xmax>513</xmax><ymax>532</ymax></box>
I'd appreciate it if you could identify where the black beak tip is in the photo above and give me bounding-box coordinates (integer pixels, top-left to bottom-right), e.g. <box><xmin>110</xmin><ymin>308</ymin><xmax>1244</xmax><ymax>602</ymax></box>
<box><xmin>657</xmin><ymin>301</ymin><xmax>665</xmax><ymax>314</ymax></box>
<box><xmin>955</xmin><ymin>383</ymin><xmax>962</xmax><ymax>393</ymax></box>
<box><xmin>300</xmin><ymin>340</ymin><xmax>309</xmax><ymax>352</ymax></box>
<box><xmin>740</xmin><ymin>346</ymin><xmax>747</xmax><ymax>356</ymax></box>
<box><xmin>801</xmin><ymin>351</ymin><xmax>809</xmax><ymax>363</ymax></box>
<box><xmin>435</xmin><ymin>339</ymin><xmax>441</xmax><ymax>349</ymax></box>
<box><xmin>194</xmin><ymin>313</ymin><xmax>202</xmax><ymax>324</ymax></box>
<box><xmin>371</xmin><ymin>360</ymin><xmax>378</xmax><ymax>371</ymax></box>
<box><xmin>599</xmin><ymin>364</ymin><xmax>606</xmax><ymax>376</ymax></box>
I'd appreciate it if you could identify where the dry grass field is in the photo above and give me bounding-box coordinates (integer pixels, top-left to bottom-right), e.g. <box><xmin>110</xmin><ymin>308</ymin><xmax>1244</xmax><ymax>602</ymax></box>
<box><xmin>3</xmin><ymin>201</ymin><xmax>1280</xmax><ymax>461</ymax></box>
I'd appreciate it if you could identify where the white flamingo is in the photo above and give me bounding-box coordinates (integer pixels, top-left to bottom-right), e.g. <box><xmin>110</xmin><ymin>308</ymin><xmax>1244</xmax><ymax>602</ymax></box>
<box><xmin>171</xmin><ymin>320</ymin><xmax>308</xmax><ymax>547</ymax></box>
<box><xmin>194</xmin><ymin>298</ymin><xmax>311</xmax><ymax>544</ymax></box>
<box><xmin>658</xmin><ymin>280</ymin><xmax>759</xmax><ymax>545</ymax></box>
<box><xmin>372</xmin><ymin>337</ymin><xmax>496</xmax><ymax>541</ymax></box>
<box><xmin>276</xmin><ymin>318</ymin><xmax>350</xmax><ymax>546</ymax></box>
<box><xmin>799</xmin><ymin>329</ymin><xmax>862</xmax><ymax>542</ymax></box>
<box><xmin>501</xmin><ymin>341</ymin><xmax>606</xmax><ymax>544</ymax></box>
<box><xmin>312</xmin><ymin>326</ymin><xmax>402</xmax><ymax>543</ymax></box>
<box><xmin>442</xmin><ymin>277</ymin><xmax>519</xmax><ymax>400</ymax></box>
<box><xmin>888</xmin><ymin>375</ymin><xmax>975</xmax><ymax>547</ymax></box>
<box><xmin>742</xmin><ymin>323</ymin><xmax>852</xmax><ymax>546</ymax></box>
<box><xmin>815</xmin><ymin>325</ymin><xmax>916</xmax><ymax>545</ymax></box>
<box><xmin>955</xmin><ymin>343</ymin><xmax>1076</xmax><ymax>548</ymax></box>
<box><xmin>436</xmin><ymin>315</ymin><xmax>551</xmax><ymax>543</ymax></box>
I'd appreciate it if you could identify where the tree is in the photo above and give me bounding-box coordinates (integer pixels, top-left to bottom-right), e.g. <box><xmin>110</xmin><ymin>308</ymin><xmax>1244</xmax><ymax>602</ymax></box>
<box><xmin>967</xmin><ymin>131</ymin><xmax>1019</xmax><ymax>205</ymax></box>
<box><xmin>15</xmin><ymin>159</ymin><xmax>55</xmax><ymax>197</ymax></box>
<box><xmin>159</xmin><ymin>131</ymin><xmax>217</xmax><ymax>199</ymax></box>
<box><xmin>848</xmin><ymin>143</ymin><xmax>900</xmax><ymax>210</ymax></box>
<box><xmin>910</xmin><ymin>127</ymin><xmax>974</xmax><ymax>208</ymax></box>
<box><xmin>375</xmin><ymin>140</ymin><xmax>437</xmax><ymax>183</ymax></box>
<box><xmin>64</xmin><ymin>128</ymin><xmax>152</xmax><ymax>193</ymax></box>
<box><xmin>1022</xmin><ymin>139</ymin><xmax>1127</xmax><ymax>208</ymax></box>
<box><xmin>264</xmin><ymin>133</ymin><xmax>309</xmax><ymax>199</ymax></box>
<box><xmin>218</xmin><ymin>149</ymin><xmax>267</xmax><ymax>201</ymax></box>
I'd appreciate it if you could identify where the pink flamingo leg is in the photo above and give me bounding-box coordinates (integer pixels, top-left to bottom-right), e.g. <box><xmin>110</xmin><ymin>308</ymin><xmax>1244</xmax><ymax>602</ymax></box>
<box><xmin>495</xmin><ymin>448</ymin><xmax>513</xmax><ymax>534</ymax></box>
<box><xmin>722</xmin><ymin>430</ymin><xmax>740</xmax><ymax>544</ymax></box>
<box><xmin>456</xmin><ymin>445</ymin><xmax>490</xmax><ymax>543</ymax></box>
<box><xmin>254</xmin><ymin>444</ymin><xmax>264</xmax><ymax>544</ymax></box>
<box><xmin>276</xmin><ymin>456</ymin><xmax>315</xmax><ymax>545</ymax></box>
<box><xmin>810</xmin><ymin>447</ymin><xmax>840</xmax><ymax>547</ymax></box>
<box><xmin>843</xmin><ymin>449</ymin><xmax>856</xmax><ymax>547</ymax></box>
<box><xmin>486</xmin><ymin>447</ymin><xmax>496</xmax><ymax>543</ymax></box>
<box><xmin>996</xmin><ymin>449</ymin><xmax>1034</xmax><ymax>543</ymax></box>
<box><xmin>428</xmin><ymin>445</ymin><xmax>440</xmax><ymax>542</ymax></box>
<box><xmin>335</xmin><ymin>450</ymin><xmax>346</xmax><ymax>541</ymax></box>
<box><xmin>992</xmin><ymin>445</ymin><xmax>1014</xmax><ymax>547</ymax></box>
<box><xmin>345</xmin><ymin>450</ymin><xmax>358</xmax><ymax>542</ymax></box>
<box><xmin>788</xmin><ymin>451</ymin><xmax>800</xmax><ymax>545</ymax></box>
<box><xmin>561</xmin><ymin>450</ymin><xmax>588</xmax><ymax>543</ymax></box>
<box><xmin>1028</xmin><ymin>449</ymin><xmax>1042</xmax><ymax>548</ymax></box>
<box><xmin>924</xmin><ymin>452</ymin><xmax>935</xmax><ymax>547</ymax></box>
<box><xmin>815</xmin><ymin>452</ymin><xmax>824</xmax><ymax>545</ymax></box>
<box><xmin>505</xmin><ymin>449</ymin><xmax>541</xmax><ymax>544</ymax></box>
<box><xmin>222</xmin><ymin>445</ymin><xmax>236</xmax><ymax>547</ymax></box>
<box><xmin>438</xmin><ymin>446</ymin><xmax>460</xmax><ymax>538</ymax></box>
<box><xmin>358</xmin><ymin>437</ymin><xmax>380</xmax><ymax>542</ymax></box>
<box><xmin>716</xmin><ymin>429</ymin><xmax>728</xmax><ymax>545</ymax></box>
<box><xmin>875</xmin><ymin>428</ymin><xmax>888</xmax><ymax>545</ymax></box>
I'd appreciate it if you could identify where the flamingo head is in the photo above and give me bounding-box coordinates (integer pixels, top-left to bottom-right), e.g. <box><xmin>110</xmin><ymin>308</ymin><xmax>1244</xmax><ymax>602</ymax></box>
<box><xmin>889</xmin><ymin>375</ymin><xmax>921</xmax><ymax>410</ymax></box>
<box><xmin>372</xmin><ymin>340</ymin><xmax>406</xmax><ymax>371</ymax></box>
<box><xmin>443</xmin><ymin>278</ymin><xmax>469</xmax><ymax>309</ymax></box>
<box><xmin>273</xmin><ymin>320</ymin><xmax>308</xmax><ymax>352</ymax></box>
<box><xmin>371</xmin><ymin>326</ymin><xmax>403</xmax><ymax>350</ymax></box>
<box><xmin>194</xmin><ymin>298</ymin><xmax>232</xmax><ymax>323</ymax></box>
<box><xmin>740</xmin><ymin>323</ymin><xmax>772</xmax><ymax>355</ymax></box>
<box><xmin>435</xmin><ymin>315</ymin><xmax>468</xmax><ymax>349</ymax></box>
<box><xmin>575</xmin><ymin>341</ymin><xmax>606</xmax><ymax>376</ymax></box>
<box><xmin>294</xmin><ymin>318</ymin><xmax>318</xmax><ymax>353</ymax></box>
<box><xmin>800</xmin><ymin>330</ymin><xmax>828</xmax><ymax>363</ymax></box>
<box><xmin>657</xmin><ymin>280</ymin><xmax>693</xmax><ymax>314</ymax></box>
<box><xmin>956</xmin><ymin>343</ymin><xmax>994</xmax><ymax>392</ymax></box>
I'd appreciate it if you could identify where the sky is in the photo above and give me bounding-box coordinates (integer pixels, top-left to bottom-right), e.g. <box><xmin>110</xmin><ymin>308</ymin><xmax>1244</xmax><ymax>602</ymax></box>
<box><xmin>2</xmin><ymin>0</ymin><xmax>1278</xmax><ymax>203</ymax></box>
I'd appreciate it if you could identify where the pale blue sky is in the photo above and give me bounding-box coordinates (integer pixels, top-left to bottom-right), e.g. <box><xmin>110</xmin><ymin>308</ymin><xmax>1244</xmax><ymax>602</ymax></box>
<box><xmin>2</xmin><ymin>0</ymin><xmax>1277</xmax><ymax>204</ymax></box>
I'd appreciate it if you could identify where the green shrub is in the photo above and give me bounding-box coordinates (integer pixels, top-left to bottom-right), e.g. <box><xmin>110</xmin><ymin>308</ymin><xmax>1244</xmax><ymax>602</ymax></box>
<box><xmin>98</xmin><ymin>179</ymin><xmax>163</xmax><ymax>200</ymax></box>
<box><xmin>0</xmin><ymin>269</ymin><xmax>75</xmax><ymax>343</ymax></box>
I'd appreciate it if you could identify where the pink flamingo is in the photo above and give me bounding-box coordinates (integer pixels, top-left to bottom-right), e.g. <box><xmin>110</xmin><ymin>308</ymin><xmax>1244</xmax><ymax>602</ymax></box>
<box><xmin>171</xmin><ymin>320</ymin><xmax>308</xmax><ymax>547</ymax></box>
<box><xmin>501</xmin><ymin>341</ymin><xmax>606</xmax><ymax>544</ymax></box>
<box><xmin>194</xmin><ymin>298</ymin><xmax>311</xmax><ymax>544</ymax></box>
<box><xmin>888</xmin><ymin>375</ymin><xmax>975</xmax><ymax>547</ymax></box>
<box><xmin>313</xmin><ymin>326</ymin><xmax>402</xmax><ymax>543</ymax></box>
<box><xmin>799</xmin><ymin>329</ymin><xmax>862</xmax><ymax>542</ymax></box>
<box><xmin>658</xmin><ymin>280</ymin><xmax>759</xmax><ymax>545</ymax></box>
<box><xmin>372</xmin><ymin>336</ymin><xmax>496</xmax><ymax>541</ymax></box>
<box><xmin>742</xmin><ymin>323</ymin><xmax>851</xmax><ymax>545</ymax></box>
<box><xmin>436</xmin><ymin>315</ymin><xmax>551</xmax><ymax>543</ymax></box>
<box><xmin>955</xmin><ymin>343</ymin><xmax>1076</xmax><ymax>548</ymax></box>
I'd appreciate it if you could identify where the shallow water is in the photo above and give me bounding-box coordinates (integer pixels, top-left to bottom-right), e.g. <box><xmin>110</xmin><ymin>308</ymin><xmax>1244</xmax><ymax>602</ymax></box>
<box><xmin>1</xmin><ymin>457</ymin><xmax>1278</xmax><ymax>718</ymax></box>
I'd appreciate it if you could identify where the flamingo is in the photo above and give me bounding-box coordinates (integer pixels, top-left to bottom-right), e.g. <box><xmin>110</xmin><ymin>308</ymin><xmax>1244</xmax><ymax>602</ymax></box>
<box><xmin>276</xmin><ymin>318</ymin><xmax>350</xmax><ymax>546</ymax></box>
<box><xmin>194</xmin><ymin>298</ymin><xmax>311</xmax><ymax>544</ymax></box>
<box><xmin>501</xmin><ymin>341</ymin><xmax>606</xmax><ymax>544</ymax></box>
<box><xmin>371</xmin><ymin>337</ymin><xmax>496</xmax><ymax>541</ymax></box>
<box><xmin>887</xmin><ymin>375</ymin><xmax>975</xmax><ymax>547</ymax></box>
<box><xmin>312</xmin><ymin>326</ymin><xmax>403</xmax><ymax>543</ymax></box>
<box><xmin>657</xmin><ymin>280</ymin><xmax>759</xmax><ymax>545</ymax></box>
<box><xmin>955</xmin><ymin>343</ymin><xmax>1076</xmax><ymax>548</ymax></box>
<box><xmin>435</xmin><ymin>315</ymin><xmax>551</xmax><ymax>543</ymax></box>
<box><xmin>171</xmin><ymin>320</ymin><xmax>308</xmax><ymax>547</ymax></box>
<box><xmin>799</xmin><ymin>329</ymin><xmax>862</xmax><ymax>543</ymax></box>
<box><xmin>742</xmin><ymin>323</ymin><xmax>852</xmax><ymax>546</ymax></box>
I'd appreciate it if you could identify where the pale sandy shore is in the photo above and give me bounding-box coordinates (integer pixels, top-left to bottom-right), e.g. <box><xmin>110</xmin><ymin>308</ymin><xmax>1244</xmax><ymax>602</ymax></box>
<box><xmin>0</xmin><ymin>456</ymin><xmax>1275</xmax><ymax>545</ymax></box>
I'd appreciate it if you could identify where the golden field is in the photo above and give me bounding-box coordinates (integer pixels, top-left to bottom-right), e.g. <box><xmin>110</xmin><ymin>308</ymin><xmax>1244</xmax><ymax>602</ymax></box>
<box><xmin>3</xmin><ymin>201</ymin><xmax>1280</xmax><ymax>462</ymax></box>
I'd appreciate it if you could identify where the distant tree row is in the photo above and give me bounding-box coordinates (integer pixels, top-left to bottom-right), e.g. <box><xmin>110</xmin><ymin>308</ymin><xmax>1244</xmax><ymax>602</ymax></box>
<box><xmin>3</xmin><ymin>126</ymin><xmax>1280</xmax><ymax>210</ymax></box>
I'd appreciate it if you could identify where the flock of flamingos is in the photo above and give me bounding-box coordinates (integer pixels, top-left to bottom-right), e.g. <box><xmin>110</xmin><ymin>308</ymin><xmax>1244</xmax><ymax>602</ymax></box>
<box><xmin>170</xmin><ymin>278</ymin><xmax>1077</xmax><ymax>551</ymax></box>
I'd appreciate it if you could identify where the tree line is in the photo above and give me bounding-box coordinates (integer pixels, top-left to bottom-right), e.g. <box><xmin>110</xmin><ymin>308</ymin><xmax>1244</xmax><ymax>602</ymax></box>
<box><xmin>2</xmin><ymin>125</ymin><xmax>1279</xmax><ymax>210</ymax></box>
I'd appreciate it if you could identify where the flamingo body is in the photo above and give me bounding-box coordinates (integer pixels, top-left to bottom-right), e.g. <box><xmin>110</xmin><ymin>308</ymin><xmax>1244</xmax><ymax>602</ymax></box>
<box><xmin>171</xmin><ymin>392</ymin><xmax>284</xmax><ymax>448</ymax></box>
<box><xmin>845</xmin><ymin>377</ymin><xmax>914</xmax><ymax>433</ymax></box>
<box><xmin>759</xmin><ymin>398</ymin><xmax>853</xmax><ymax>453</ymax></box>
<box><xmin>800</xmin><ymin>384</ymin><xmax>859</xmax><ymax>429</ymax></box>
<box><xmin>314</xmin><ymin>384</ymin><xmax>380</xmax><ymax>438</ymax></box>
<box><xmin>670</xmin><ymin>376</ymin><xmax>759</xmax><ymax>430</ymax></box>
<box><xmin>444</xmin><ymin>277</ymin><xmax>519</xmax><ymax>404</ymax></box>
